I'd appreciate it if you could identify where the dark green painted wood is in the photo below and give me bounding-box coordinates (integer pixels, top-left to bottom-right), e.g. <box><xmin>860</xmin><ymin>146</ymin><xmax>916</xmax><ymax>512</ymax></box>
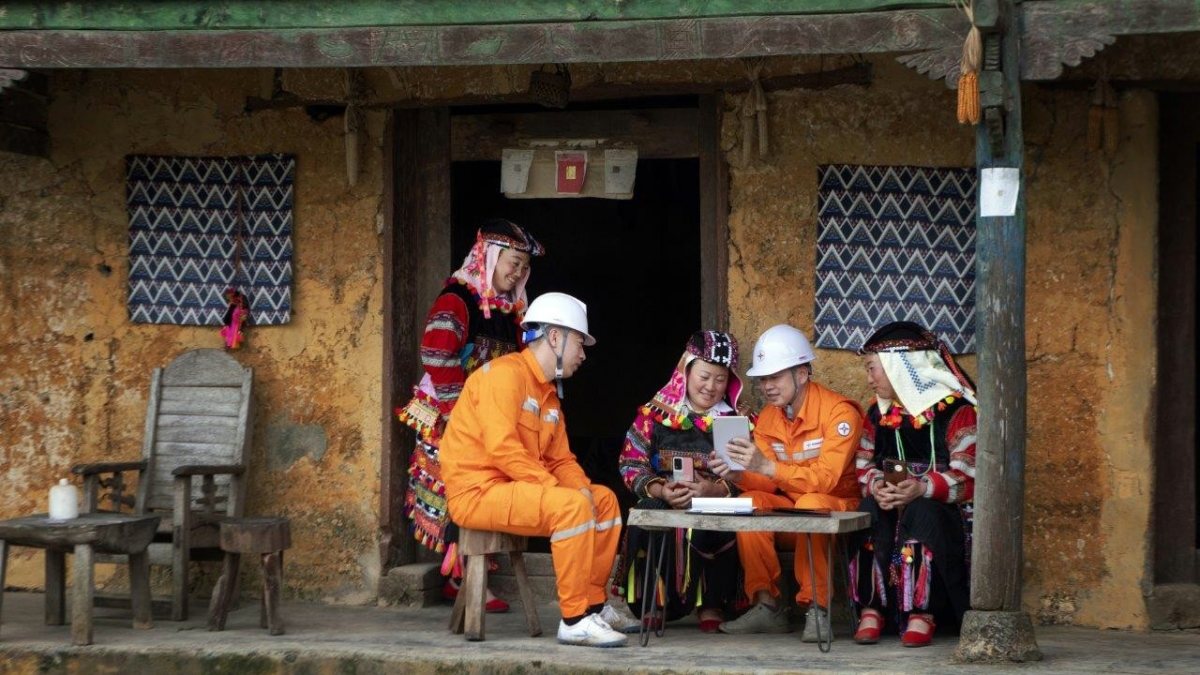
<box><xmin>0</xmin><ymin>10</ymin><xmax>967</xmax><ymax>68</ymax></box>
<box><xmin>2</xmin><ymin>2</ymin><xmax>1197</xmax><ymax>71</ymax></box>
<box><xmin>969</xmin><ymin>0</ymin><xmax>1030</xmax><ymax>615</ymax></box>
<box><xmin>0</xmin><ymin>1</ymin><xmax>957</xmax><ymax>30</ymax></box>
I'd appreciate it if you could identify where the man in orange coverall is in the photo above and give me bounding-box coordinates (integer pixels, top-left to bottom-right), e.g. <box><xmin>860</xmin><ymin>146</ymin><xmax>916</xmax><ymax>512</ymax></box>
<box><xmin>710</xmin><ymin>324</ymin><xmax>863</xmax><ymax>644</ymax></box>
<box><xmin>439</xmin><ymin>292</ymin><xmax>628</xmax><ymax>648</ymax></box>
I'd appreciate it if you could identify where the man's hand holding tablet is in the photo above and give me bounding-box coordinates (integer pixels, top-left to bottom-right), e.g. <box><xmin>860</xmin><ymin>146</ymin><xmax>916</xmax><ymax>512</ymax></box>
<box><xmin>710</xmin><ymin>415</ymin><xmax>751</xmax><ymax>477</ymax></box>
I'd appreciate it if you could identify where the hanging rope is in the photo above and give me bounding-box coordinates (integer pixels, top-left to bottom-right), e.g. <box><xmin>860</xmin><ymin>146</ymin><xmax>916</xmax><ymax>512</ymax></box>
<box><xmin>956</xmin><ymin>1</ymin><xmax>982</xmax><ymax>125</ymax></box>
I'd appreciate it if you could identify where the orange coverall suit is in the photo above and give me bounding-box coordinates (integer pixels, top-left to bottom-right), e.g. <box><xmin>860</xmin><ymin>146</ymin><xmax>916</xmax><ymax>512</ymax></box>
<box><xmin>440</xmin><ymin>349</ymin><xmax>622</xmax><ymax>618</ymax></box>
<box><xmin>734</xmin><ymin>380</ymin><xmax>864</xmax><ymax>608</ymax></box>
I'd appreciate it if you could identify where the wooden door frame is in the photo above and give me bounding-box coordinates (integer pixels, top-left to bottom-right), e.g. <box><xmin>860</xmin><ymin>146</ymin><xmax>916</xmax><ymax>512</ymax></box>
<box><xmin>1148</xmin><ymin>92</ymin><xmax>1198</xmax><ymax>629</ymax></box>
<box><xmin>381</xmin><ymin>107</ymin><xmax>453</xmax><ymax>567</ymax></box>
<box><xmin>380</xmin><ymin>96</ymin><xmax>729</xmax><ymax>567</ymax></box>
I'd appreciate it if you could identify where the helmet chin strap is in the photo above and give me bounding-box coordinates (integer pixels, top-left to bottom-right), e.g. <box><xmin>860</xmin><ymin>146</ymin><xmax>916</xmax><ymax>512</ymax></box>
<box><xmin>785</xmin><ymin>367</ymin><xmax>801</xmax><ymax>420</ymax></box>
<box><xmin>554</xmin><ymin>328</ymin><xmax>570</xmax><ymax>399</ymax></box>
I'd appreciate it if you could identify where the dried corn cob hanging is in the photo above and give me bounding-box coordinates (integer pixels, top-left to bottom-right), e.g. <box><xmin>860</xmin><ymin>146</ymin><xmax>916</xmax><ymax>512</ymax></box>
<box><xmin>344</xmin><ymin>69</ymin><xmax>364</xmax><ymax>187</ymax></box>
<box><xmin>1102</xmin><ymin>78</ymin><xmax>1119</xmax><ymax>156</ymax></box>
<box><xmin>740</xmin><ymin>58</ymin><xmax>769</xmax><ymax>163</ymax></box>
<box><xmin>1087</xmin><ymin>72</ymin><xmax>1119</xmax><ymax>156</ymax></box>
<box><xmin>957</xmin><ymin>1</ymin><xmax>982</xmax><ymax>125</ymax></box>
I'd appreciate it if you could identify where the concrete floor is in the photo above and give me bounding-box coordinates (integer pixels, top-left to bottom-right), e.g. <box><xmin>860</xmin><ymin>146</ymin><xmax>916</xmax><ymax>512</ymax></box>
<box><xmin>1</xmin><ymin>591</ymin><xmax>1198</xmax><ymax>675</ymax></box>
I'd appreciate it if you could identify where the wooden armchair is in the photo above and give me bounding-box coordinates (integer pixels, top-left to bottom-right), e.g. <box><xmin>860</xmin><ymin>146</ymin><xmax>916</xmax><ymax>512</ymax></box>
<box><xmin>71</xmin><ymin>349</ymin><xmax>254</xmax><ymax>621</ymax></box>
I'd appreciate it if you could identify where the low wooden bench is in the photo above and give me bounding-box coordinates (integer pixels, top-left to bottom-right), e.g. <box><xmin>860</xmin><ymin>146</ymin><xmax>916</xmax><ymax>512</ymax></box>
<box><xmin>207</xmin><ymin>516</ymin><xmax>291</xmax><ymax>635</ymax></box>
<box><xmin>627</xmin><ymin>509</ymin><xmax>870</xmax><ymax>652</ymax></box>
<box><xmin>448</xmin><ymin>528</ymin><xmax>541</xmax><ymax>641</ymax></box>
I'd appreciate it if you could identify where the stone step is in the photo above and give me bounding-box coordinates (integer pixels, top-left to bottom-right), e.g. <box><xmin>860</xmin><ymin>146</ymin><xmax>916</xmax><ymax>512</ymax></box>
<box><xmin>490</xmin><ymin>552</ymin><xmax>559</xmax><ymax>604</ymax></box>
<box><xmin>377</xmin><ymin>562</ymin><xmax>443</xmax><ymax>608</ymax></box>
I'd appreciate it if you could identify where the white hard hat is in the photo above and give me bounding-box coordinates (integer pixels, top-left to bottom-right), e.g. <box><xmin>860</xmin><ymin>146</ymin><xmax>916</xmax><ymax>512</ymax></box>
<box><xmin>521</xmin><ymin>292</ymin><xmax>596</xmax><ymax>346</ymax></box>
<box><xmin>745</xmin><ymin>324</ymin><xmax>816</xmax><ymax>376</ymax></box>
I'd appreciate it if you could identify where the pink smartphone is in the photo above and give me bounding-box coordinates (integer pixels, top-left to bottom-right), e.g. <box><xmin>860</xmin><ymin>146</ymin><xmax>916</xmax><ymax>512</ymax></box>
<box><xmin>672</xmin><ymin>456</ymin><xmax>695</xmax><ymax>483</ymax></box>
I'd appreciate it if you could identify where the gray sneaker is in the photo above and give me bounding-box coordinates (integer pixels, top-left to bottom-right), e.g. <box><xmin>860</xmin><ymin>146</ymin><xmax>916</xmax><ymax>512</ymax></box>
<box><xmin>598</xmin><ymin>603</ymin><xmax>641</xmax><ymax>634</ymax></box>
<box><xmin>800</xmin><ymin>605</ymin><xmax>832</xmax><ymax>643</ymax></box>
<box><xmin>718</xmin><ymin>603</ymin><xmax>792</xmax><ymax>634</ymax></box>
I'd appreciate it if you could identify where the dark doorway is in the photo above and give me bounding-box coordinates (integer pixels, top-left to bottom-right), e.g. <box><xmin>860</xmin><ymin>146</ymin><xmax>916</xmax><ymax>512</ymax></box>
<box><xmin>1155</xmin><ymin>93</ymin><xmax>1198</xmax><ymax>590</ymax></box>
<box><xmin>451</xmin><ymin>159</ymin><xmax>703</xmax><ymax>518</ymax></box>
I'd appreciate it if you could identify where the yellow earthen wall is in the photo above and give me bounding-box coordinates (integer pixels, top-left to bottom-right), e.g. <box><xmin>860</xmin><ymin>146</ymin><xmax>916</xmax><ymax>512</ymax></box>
<box><xmin>1</xmin><ymin>34</ymin><xmax>1195</xmax><ymax>626</ymax></box>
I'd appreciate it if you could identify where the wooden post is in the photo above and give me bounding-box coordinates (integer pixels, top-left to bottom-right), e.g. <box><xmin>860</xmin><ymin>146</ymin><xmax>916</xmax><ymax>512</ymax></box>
<box><xmin>380</xmin><ymin>110</ymin><xmax>405</xmax><ymax>570</ymax></box>
<box><xmin>955</xmin><ymin>0</ymin><xmax>1041</xmax><ymax>662</ymax></box>
<box><xmin>382</xmin><ymin>108</ymin><xmax>451</xmax><ymax>569</ymax></box>
<box><xmin>699</xmin><ymin>93</ymin><xmax>730</xmax><ymax>332</ymax></box>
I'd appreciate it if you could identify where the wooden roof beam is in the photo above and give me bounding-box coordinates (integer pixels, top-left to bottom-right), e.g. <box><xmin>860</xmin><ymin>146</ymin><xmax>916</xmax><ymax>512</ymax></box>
<box><xmin>0</xmin><ymin>10</ymin><xmax>965</xmax><ymax>69</ymax></box>
<box><xmin>0</xmin><ymin>2</ymin><xmax>962</xmax><ymax>31</ymax></box>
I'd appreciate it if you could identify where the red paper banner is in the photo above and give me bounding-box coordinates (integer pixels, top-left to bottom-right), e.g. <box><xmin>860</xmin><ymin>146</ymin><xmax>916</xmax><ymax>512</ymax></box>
<box><xmin>556</xmin><ymin>151</ymin><xmax>588</xmax><ymax>194</ymax></box>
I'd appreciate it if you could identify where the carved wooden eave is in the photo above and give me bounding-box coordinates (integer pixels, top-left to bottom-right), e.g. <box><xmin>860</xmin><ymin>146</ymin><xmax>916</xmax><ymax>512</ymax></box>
<box><xmin>0</xmin><ymin>2</ymin><xmax>1195</xmax><ymax>82</ymax></box>
<box><xmin>900</xmin><ymin>0</ymin><xmax>1200</xmax><ymax>86</ymax></box>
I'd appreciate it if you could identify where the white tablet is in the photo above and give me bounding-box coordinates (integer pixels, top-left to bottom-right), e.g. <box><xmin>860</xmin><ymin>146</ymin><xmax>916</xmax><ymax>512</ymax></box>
<box><xmin>712</xmin><ymin>415</ymin><xmax>751</xmax><ymax>471</ymax></box>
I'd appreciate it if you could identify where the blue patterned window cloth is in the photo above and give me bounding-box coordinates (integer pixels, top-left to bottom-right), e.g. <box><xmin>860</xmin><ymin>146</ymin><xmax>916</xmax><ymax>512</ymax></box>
<box><xmin>126</xmin><ymin>154</ymin><xmax>294</xmax><ymax>326</ymax></box>
<box><xmin>815</xmin><ymin>164</ymin><xmax>977</xmax><ymax>354</ymax></box>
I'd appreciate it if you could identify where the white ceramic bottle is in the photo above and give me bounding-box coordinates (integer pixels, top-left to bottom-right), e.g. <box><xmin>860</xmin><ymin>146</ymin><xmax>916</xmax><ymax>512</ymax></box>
<box><xmin>49</xmin><ymin>478</ymin><xmax>79</xmax><ymax>520</ymax></box>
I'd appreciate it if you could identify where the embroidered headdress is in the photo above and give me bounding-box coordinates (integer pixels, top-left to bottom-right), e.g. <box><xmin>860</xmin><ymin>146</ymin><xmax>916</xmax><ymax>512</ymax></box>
<box><xmin>451</xmin><ymin>218</ymin><xmax>544</xmax><ymax>318</ymax></box>
<box><xmin>645</xmin><ymin>331</ymin><xmax>743</xmax><ymax>428</ymax></box>
<box><xmin>858</xmin><ymin>321</ymin><xmax>976</xmax><ymax>415</ymax></box>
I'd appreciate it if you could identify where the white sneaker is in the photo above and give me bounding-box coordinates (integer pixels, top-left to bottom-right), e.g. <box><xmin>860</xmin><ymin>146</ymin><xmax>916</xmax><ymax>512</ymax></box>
<box><xmin>557</xmin><ymin>614</ymin><xmax>629</xmax><ymax>647</ymax></box>
<box><xmin>598</xmin><ymin>604</ymin><xmax>641</xmax><ymax>634</ymax></box>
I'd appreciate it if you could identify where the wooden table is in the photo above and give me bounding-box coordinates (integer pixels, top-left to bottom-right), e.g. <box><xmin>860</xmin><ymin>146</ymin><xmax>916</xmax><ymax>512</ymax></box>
<box><xmin>626</xmin><ymin>508</ymin><xmax>870</xmax><ymax>651</ymax></box>
<box><xmin>0</xmin><ymin>512</ymin><xmax>161</xmax><ymax>645</ymax></box>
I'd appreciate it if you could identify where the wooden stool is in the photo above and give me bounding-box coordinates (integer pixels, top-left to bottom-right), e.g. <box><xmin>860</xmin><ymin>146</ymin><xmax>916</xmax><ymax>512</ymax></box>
<box><xmin>207</xmin><ymin>516</ymin><xmax>291</xmax><ymax>635</ymax></box>
<box><xmin>448</xmin><ymin>529</ymin><xmax>541</xmax><ymax>641</ymax></box>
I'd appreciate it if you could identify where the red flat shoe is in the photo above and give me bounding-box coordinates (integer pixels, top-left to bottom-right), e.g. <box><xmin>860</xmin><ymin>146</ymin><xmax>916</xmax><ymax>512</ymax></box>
<box><xmin>442</xmin><ymin>579</ymin><xmax>510</xmax><ymax>613</ymax></box>
<box><xmin>901</xmin><ymin>613</ymin><xmax>936</xmax><ymax>648</ymax></box>
<box><xmin>854</xmin><ymin>608</ymin><xmax>883</xmax><ymax>645</ymax></box>
<box><xmin>698</xmin><ymin>609</ymin><xmax>724</xmax><ymax>633</ymax></box>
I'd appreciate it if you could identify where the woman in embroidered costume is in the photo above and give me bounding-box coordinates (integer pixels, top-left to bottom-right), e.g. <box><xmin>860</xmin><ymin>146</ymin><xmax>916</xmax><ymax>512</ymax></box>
<box><xmin>616</xmin><ymin>331</ymin><xmax>747</xmax><ymax>632</ymax></box>
<box><xmin>396</xmin><ymin>218</ymin><xmax>544</xmax><ymax>610</ymax></box>
<box><xmin>849</xmin><ymin>321</ymin><xmax>977</xmax><ymax>647</ymax></box>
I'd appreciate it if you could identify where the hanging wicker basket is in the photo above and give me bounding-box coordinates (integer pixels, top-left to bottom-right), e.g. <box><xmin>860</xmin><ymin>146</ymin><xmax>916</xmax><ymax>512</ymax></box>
<box><xmin>530</xmin><ymin>64</ymin><xmax>571</xmax><ymax>109</ymax></box>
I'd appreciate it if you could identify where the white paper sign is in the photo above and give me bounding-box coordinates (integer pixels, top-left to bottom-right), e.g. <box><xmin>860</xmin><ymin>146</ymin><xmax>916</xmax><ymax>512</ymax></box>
<box><xmin>688</xmin><ymin>497</ymin><xmax>754</xmax><ymax>514</ymax></box>
<box><xmin>604</xmin><ymin>148</ymin><xmax>638</xmax><ymax>194</ymax></box>
<box><xmin>980</xmin><ymin>167</ymin><xmax>1020</xmax><ymax>217</ymax></box>
<box><xmin>501</xmin><ymin>149</ymin><xmax>534</xmax><ymax>194</ymax></box>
